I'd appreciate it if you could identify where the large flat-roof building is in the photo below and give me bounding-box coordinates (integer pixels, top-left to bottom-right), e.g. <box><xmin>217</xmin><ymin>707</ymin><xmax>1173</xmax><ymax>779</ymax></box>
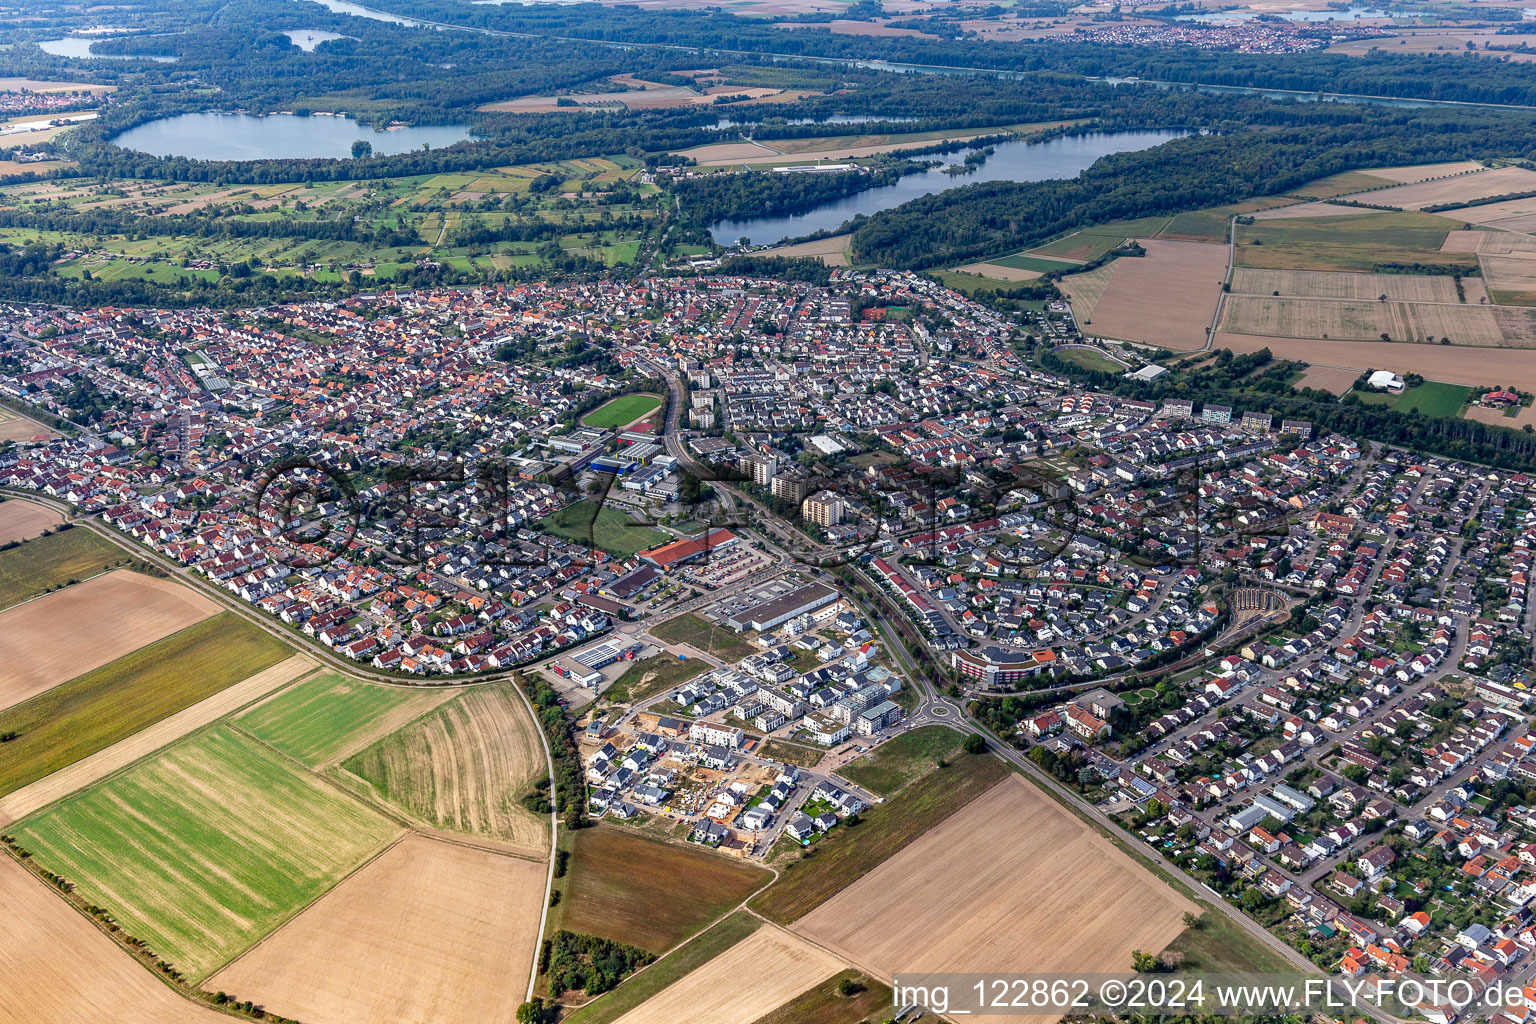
<box><xmin>725</xmin><ymin>582</ymin><xmax>839</xmax><ymax>632</ymax></box>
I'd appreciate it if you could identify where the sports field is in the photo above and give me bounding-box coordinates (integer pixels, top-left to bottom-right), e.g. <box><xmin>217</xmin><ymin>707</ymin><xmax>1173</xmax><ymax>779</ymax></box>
<box><xmin>0</xmin><ymin>570</ymin><xmax>216</xmax><ymax>714</ymax></box>
<box><xmin>341</xmin><ymin>683</ymin><xmax>548</xmax><ymax>852</ymax></box>
<box><xmin>610</xmin><ymin>925</ymin><xmax>846</xmax><ymax>1024</ymax></box>
<box><xmin>11</xmin><ymin>724</ymin><xmax>402</xmax><ymax>981</ymax></box>
<box><xmin>0</xmin><ymin>856</ymin><xmax>227</xmax><ymax>1024</ymax></box>
<box><xmin>582</xmin><ymin>393</ymin><xmax>663</xmax><ymax>429</ymax></box>
<box><xmin>236</xmin><ymin>670</ymin><xmax>456</xmax><ymax>767</ymax></box>
<box><xmin>0</xmin><ymin>526</ymin><xmax>128</xmax><ymax>609</ymax></box>
<box><xmin>208</xmin><ymin>835</ymin><xmax>546</xmax><ymax>1024</ymax></box>
<box><xmin>793</xmin><ymin>775</ymin><xmax>1195</xmax><ymax>1019</ymax></box>
<box><xmin>557</xmin><ymin>825</ymin><xmax>770</xmax><ymax>953</ymax></box>
<box><xmin>0</xmin><ymin>612</ymin><xmax>290</xmax><ymax>796</ymax></box>
<box><xmin>0</xmin><ymin>498</ymin><xmax>61</xmax><ymax>543</ymax></box>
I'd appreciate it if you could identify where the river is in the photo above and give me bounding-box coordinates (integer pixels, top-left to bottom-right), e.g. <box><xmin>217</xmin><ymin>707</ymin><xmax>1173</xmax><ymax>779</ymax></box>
<box><xmin>711</xmin><ymin>129</ymin><xmax>1185</xmax><ymax>247</ymax></box>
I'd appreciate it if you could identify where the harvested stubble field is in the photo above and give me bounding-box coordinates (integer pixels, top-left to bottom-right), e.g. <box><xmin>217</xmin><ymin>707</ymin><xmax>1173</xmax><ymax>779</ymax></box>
<box><xmin>746</xmin><ymin>969</ymin><xmax>893</xmax><ymax>1024</ymax></box>
<box><xmin>1441</xmin><ymin>229</ymin><xmax>1536</xmax><ymax>255</ymax></box>
<box><xmin>11</xmin><ymin>724</ymin><xmax>402</xmax><ymax>981</ymax></box>
<box><xmin>793</xmin><ymin>775</ymin><xmax>1195</xmax><ymax>1022</ymax></box>
<box><xmin>1337</xmin><ymin>165</ymin><xmax>1536</xmax><ymax>211</ymax></box>
<box><xmin>1230</xmin><ymin>268</ymin><xmax>1462</xmax><ymax>303</ymax></box>
<box><xmin>0</xmin><ymin>498</ymin><xmax>60</xmax><ymax>543</ymax></box>
<box><xmin>1213</xmin><ymin>332</ymin><xmax>1536</xmax><ymax>391</ymax></box>
<box><xmin>1065</xmin><ymin>239</ymin><xmax>1228</xmax><ymax>351</ymax></box>
<box><xmin>1368</xmin><ymin>160</ymin><xmax>1487</xmax><ymax>184</ymax></box>
<box><xmin>757</xmin><ymin>234</ymin><xmax>850</xmax><ymax>266</ymax></box>
<box><xmin>207</xmin><ymin>835</ymin><xmax>546</xmax><ymax>1024</ymax></box>
<box><xmin>557</xmin><ymin>825</ymin><xmax>770</xmax><ymax>953</ymax></box>
<box><xmin>235</xmin><ymin>669</ymin><xmax>456</xmax><ymax>767</ymax></box>
<box><xmin>0</xmin><ymin>856</ymin><xmax>228</xmax><ymax>1024</ymax></box>
<box><xmin>340</xmin><ymin>683</ymin><xmax>548</xmax><ymax>853</ymax></box>
<box><xmin>0</xmin><ymin>525</ymin><xmax>128</xmax><ymax>609</ymax></box>
<box><xmin>0</xmin><ymin>611</ymin><xmax>290</xmax><ymax>797</ymax></box>
<box><xmin>1294</xmin><ymin>363</ymin><xmax>1362</xmax><ymax>395</ymax></box>
<box><xmin>1454</xmin><ymin>195</ymin><xmax>1536</xmax><ymax>234</ymax></box>
<box><xmin>1218</xmin><ymin>295</ymin><xmax>1530</xmax><ymax>347</ymax></box>
<box><xmin>609</xmin><ymin>925</ymin><xmax>847</xmax><ymax>1024</ymax></box>
<box><xmin>1466</xmin><ymin>403</ymin><xmax>1536</xmax><ymax>429</ymax></box>
<box><xmin>0</xmin><ymin>655</ymin><xmax>315</xmax><ymax>829</ymax></box>
<box><xmin>1285</xmin><ymin>170</ymin><xmax>1394</xmax><ymax>199</ymax></box>
<box><xmin>0</xmin><ymin>570</ymin><xmax>215</xmax><ymax>713</ymax></box>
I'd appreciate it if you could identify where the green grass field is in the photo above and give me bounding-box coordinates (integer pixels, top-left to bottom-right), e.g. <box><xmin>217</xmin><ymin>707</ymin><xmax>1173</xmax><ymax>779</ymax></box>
<box><xmin>11</xmin><ymin>724</ymin><xmax>401</xmax><ymax>981</ymax></box>
<box><xmin>751</xmin><ymin>751</ymin><xmax>1007</xmax><ymax>925</ymax></box>
<box><xmin>0</xmin><ymin>527</ymin><xmax>129</xmax><ymax>609</ymax></box>
<box><xmin>837</xmin><ymin>725</ymin><xmax>963</xmax><ymax>797</ymax></box>
<box><xmin>540</xmin><ymin>501</ymin><xmax>669</xmax><ymax>558</ymax></box>
<box><xmin>235</xmin><ymin>670</ymin><xmax>436</xmax><ymax>766</ymax></box>
<box><xmin>581</xmin><ymin>393</ymin><xmax>663</xmax><ymax>429</ymax></box>
<box><xmin>1055</xmin><ymin>347</ymin><xmax>1128</xmax><ymax>374</ymax></box>
<box><xmin>554</xmin><ymin>825</ymin><xmax>770</xmax><ymax>954</ymax></box>
<box><xmin>1164</xmin><ymin>911</ymin><xmax>1295</xmax><ymax>974</ymax></box>
<box><xmin>603</xmin><ymin>653</ymin><xmax>708</xmax><ymax>704</ymax></box>
<box><xmin>1356</xmin><ymin>381</ymin><xmax>1473</xmax><ymax>418</ymax></box>
<box><xmin>1235</xmin><ymin>210</ymin><xmax>1464</xmax><ymax>272</ymax></box>
<box><xmin>747</xmin><ymin>970</ymin><xmax>894</xmax><ymax>1024</ymax></box>
<box><xmin>650</xmin><ymin>612</ymin><xmax>757</xmax><ymax>662</ymax></box>
<box><xmin>560</xmin><ymin>912</ymin><xmax>762</xmax><ymax>1024</ymax></box>
<box><xmin>0</xmin><ymin>613</ymin><xmax>290</xmax><ymax>796</ymax></box>
<box><xmin>987</xmin><ymin>252</ymin><xmax>1079</xmax><ymax>274</ymax></box>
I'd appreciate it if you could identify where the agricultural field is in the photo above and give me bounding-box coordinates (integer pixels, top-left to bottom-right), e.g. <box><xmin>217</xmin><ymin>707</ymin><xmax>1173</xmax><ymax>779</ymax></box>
<box><xmin>0</xmin><ymin>525</ymin><xmax>130</xmax><ymax>609</ymax></box>
<box><xmin>746</xmin><ymin>970</ymin><xmax>893</xmax><ymax>1024</ymax></box>
<box><xmin>207</xmin><ymin>835</ymin><xmax>546</xmax><ymax>1024</ymax></box>
<box><xmin>582</xmin><ymin>392</ymin><xmax>663</xmax><ymax>429</ymax></box>
<box><xmin>608</xmin><ymin>925</ymin><xmax>846</xmax><ymax>1024</ymax></box>
<box><xmin>604</xmin><ymin>653</ymin><xmax>709</xmax><ymax>704</ymax></box>
<box><xmin>1157</xmin><ymin>197</ymin><xmax>1295</xmax><ymax>242</ymax></box>
<box><xmin>1065</xmin><ymin>239</ymin><xmax>1229</xmax><ymax>351</ymax></box>
<box><xmin>1285</xmin><ymin>170</ymin><xmax>1396</xmax><ymax>200</ymax></box>
<box><xmin>793</xmin><ymin>775</ymin><xmax>1195</xmax><ymax>1001</ymax></box>
<box><xmin>10</xmin><ymin>724</ymin><xmax>402</xmax><ymax>981</ymax></box>
<box><xmin>1218</xmin><ymin>295</ymin><xmax>1528</xmax><ymax>347</ymax></box>
<box><xmin>1213</xmin><ymin>332</ymin><xmax>1536</xmax><ymax>392</ymax></box>
<box><xmin>753</xmin><ymin>750</ymin><xmax>1008</xmax><ymax>925</ymax></box>
<box><xmin>1335</xmin><ymin>165</ymin><xmax>1536</xmax><ymax>211</ymax></box>
<box><xmin>836</xmin><ymin>725</ymin><xmax>963</xmax><ymax>797</ymax></box>
<box><xmin>1230</xmin><ymin>268</ymin><xmax>1463</xmax><ymax>303</ymax></box>
<box><xmin>0</xmin><ymin>856</ymin><xmax>228</xmax><ymax>1024</ymax></box>
<box><xmin>987</xmin><ymin>252</ymin><xmax>1081</xmax><ymax>274</ymax></box>
<box><xmin>0</xmin><ymin>571</ymin><xmax>216</xmax><ymax>714</ymax></box>
<box><xmin>540</xmin><ymin>500</ymin><xmax>670</xmax><ymax>558</ymax></box>
<box><xmin>650</xmin><ymin>612</ymin><xmax>758</xmax><ymax>662</ymax></box>
<box><xmin>1234</xmin><ymin>210</ymin><xmax>1466</xmax><ymax>272</ymax></box>
<box><xmin>555</xmin><ymin>825</ymin><xmax>770</xmax><ymax>953</ymax></box>
<box><xmin>340</xmin><ymin>683</ymin><xmax>549</xmax><ymax>853</ymax></box>
<box><xmin>235</xmin><ymin>670</ymin><xmax>455</xmax><ymax>767</ymax></box>
<box><xmin>0</xmin><ymin>656</ymin><xmax>315</xmax><ymax>829</ymax></box>
<box><xmin>1031</xmin><ymin>216</ymin><xmax>1171</xmax><ymax>262</ymax></box>
<box><xmin>1294</xmin><ymin>363</ymin><xmax>1363</xmax><ymax>395</ymax></box>
<box><xmin>0</xmin><ymin>497</ymin><xmax>61</xmax><ymax>543</ymax></box>
<box><xmin>0</xmin><ymin>612</ymin><xmax>289</xmax><ymax>797</ymax></box>
<box><xmin>0</xmin><ymin>407</ymin><xmax>57</xmax><ymax>442</ymax></box>
<box><xmin>756</xmin><ymin>234</ymin><xmax>850</xmax><ymax>266</ymax></box>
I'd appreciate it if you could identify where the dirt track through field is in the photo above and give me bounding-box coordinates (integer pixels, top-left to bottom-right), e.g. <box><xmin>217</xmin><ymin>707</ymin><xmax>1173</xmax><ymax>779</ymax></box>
<box><xmin>793</xmin><ymin>775</ymin><xmax>1194</xmax><ymax>1023</ymax></box>
<box><xmin>0</xmin><ymin>498</ymin><xmax>62</xmax><ymax>543</ymax></box>
<box><xmin>0</xmin><ymin>856</ymin><xmax>227</xmax><ymax>1024</ymax></box>
<box><xmin>0</xmin><ymin>571</ymin><xmax>216</xmax><ymax>713</ymax></box>
<box><xmin>208</xmin><ymin>835</ymin><xmax>545</xmax><ymax>1024</ymax></box>
<box><xmin>611</xmin><ymin>924</ymin><xmax>847</xmax><ymax>1024</ymax></box>
<box><xmin>0</xmin><ymin>656</ymin><xmax>316</xmax><ymax>829</ymax></box>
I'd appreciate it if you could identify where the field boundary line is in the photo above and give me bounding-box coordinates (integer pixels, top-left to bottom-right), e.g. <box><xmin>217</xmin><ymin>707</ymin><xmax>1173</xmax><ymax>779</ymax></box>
<box><xmin>0</xmin><ymin>562</ymin><xmax>123</xmax><ymax>614</ymax></box>
<box><xmin>312</xmin><ymin>683</ymin><xmax>474</xmax><ymax>771</ymax></box>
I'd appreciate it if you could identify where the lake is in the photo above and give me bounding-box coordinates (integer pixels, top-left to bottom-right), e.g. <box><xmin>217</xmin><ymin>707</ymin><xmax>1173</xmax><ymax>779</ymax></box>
<box><xmin>712</xmin><ymin>129</ymin><xmax>1185</xmax><ymax>247</ymax></box>
<box><xmin>300</xmin><ymin>0</ymin><xmax>429</xmax><ymax>27</ymax></box>
<box><xmin>715</xmin><ymin>113</ymin><xmax>919</xmax><ymax>130</ymax></box>
<box><xmin>1175</xmin><ymin>5</ymin><xmax>1406</xmax><ymax>20</ymax></box>
<box><xmin>39</xmin><ymin>37</ymin><xmax>176</xmax><ymax>62</ymax></box>
<box><xmin>284</xmin><ymin>29</ymin><xmax>353</xmax><ymax>50</ymax></box>
<box><xmin>111</xmin><ymin>112</ymin><xmax>472</xmax><ymax>161</ymax></box>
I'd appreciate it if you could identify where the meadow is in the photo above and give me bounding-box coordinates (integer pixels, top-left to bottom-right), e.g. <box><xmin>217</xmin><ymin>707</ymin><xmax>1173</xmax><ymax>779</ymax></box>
<box><xmin>1355</xmin><ymin>381</ymin><xmax>1474</xmax><ymax>418</ymax></box>
<box><xmin>836</xmin><ymin>725</ymin><xmax>963</xmax><ymax>797</ymax></box>
<box><xmin>235</xmin><ymin>670</ymin><xmax>454</xmax><ymax>767</ymax></box>
<box><xmin>11</xmin><ymin>724</ymin><xmax>401</xmax><ymax>981</ymax></box>
<box><xmin>604</xmin><ymin>653</ymin><xmax>709</xmax><ymax>704</ymax></box>
<box><xmin>541</xmin><ymin>501</ymin><xmax>670</xmax><ymax>558</ymax></box>
<box><xmin>0</xmin><ymin>613</ymin><xmax>289</xmax><ymax>796</ymax></box>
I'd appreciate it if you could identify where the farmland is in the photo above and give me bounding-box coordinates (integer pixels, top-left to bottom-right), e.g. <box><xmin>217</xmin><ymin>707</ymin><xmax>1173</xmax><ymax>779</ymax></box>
<box><xmin>608</xmin><ymin>924</ymin><xmax>846</xmax><ymax>1024</ymax></box>
<box><xmin>0</xmin><ymin>526</ymin><xmax>130</xmax><ymax>609</ymax></box>
<box><xmin>1218</xmin><ymin>295</ymin><xmax>1526</xmax><ymax>347</ymax></box>
<box><xmin>235</xmin><ymin>670</ymin><xmax>455</xmax><ymax>767</ymax></box>
<box><xmin>10</xmin><ymin>724</ymin><xmax>402</xmax><ymax>981</ymax></box>
<box><xmin>1064</xmin><ymin>239</ymin><xmax>1228</xmax><ymax>351</ymax></box>
<box><xmin>793</xmin><ymin>775</ymin><xmax>1195</xmax><ymax>1011</ymax></box>
<box><xmin>340</xmin><ymin>683</ymin><xmax>549</xmax><ymax>853</ymax></box>
<box><xmin>0</xmin><ymin>570</ymin><xmax>215</xmax><ymax>714</ymax></box>
<box><xmin>752</xmin><ymin>749</ymin><xmax>1008</xmax><ymax>925</ymax></box>
<box><xmin>582</xmin><ymin>392</ymin><xmax>663</xmax><ymax>429</ymax></box>
<box><xmin>541</xmin><ymin>500</ymin><xmax>670</xmax><ymax>559</ymax></box>
<box><xmin>0</xmin><ymin>612</ymin><xmax>290</xmax><ymax>796</ymax></box>
<box><xmin>207</xmin><ymin>835</ymin><xmax>546</xmax><ymax>1024</ymax></box>
<box><xmin>1230</xmin><ymin>268</ymin><xmax>1462</xmax><ymax>303</ymax></box>
<box><xmin>650</xmin><ymin>612</ymin><xmax>758</xmax><ymax>662</ymax></box>
<box><xmin>555</xmin><ymin>825</ymin><xmax>770</xmax><ymax>953</ymax></box>
<box><xmin>0</xmin><ymin>407</ymin><xmax>56</xmax><ymax>442</ymax></box>
<box><xmin>1335</xmin><ymin>165</ymin><xmax>1536</xmax><ymax>211</ymax></box>
<box><xmin>0</xmin><ymin>856</ymin><xmax>227</xmax><ymax>1024</ymax></box>
<box><xmin>746</xmin><ymin>970</ymin><xmax>893</xmax><ymax>1024</ymax></box>
<box><xmin>836</xmin><ymin>725</ymin><xmax>963</xmax><ymax>797</ymax></box>
<box><xmin>0</xmin><ymin>498</ymin><xmax>61</xmax><ymax>544</ymax></box>
<box><xmin>1215</xmin><ymin>332</ymin><xmax>1536</xmax><ymax>392</ymax></box>
<box><xmin>1234</xmin><ymin>211</ymin><xmax>1465</xmax><ymax>272</ymax></box>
